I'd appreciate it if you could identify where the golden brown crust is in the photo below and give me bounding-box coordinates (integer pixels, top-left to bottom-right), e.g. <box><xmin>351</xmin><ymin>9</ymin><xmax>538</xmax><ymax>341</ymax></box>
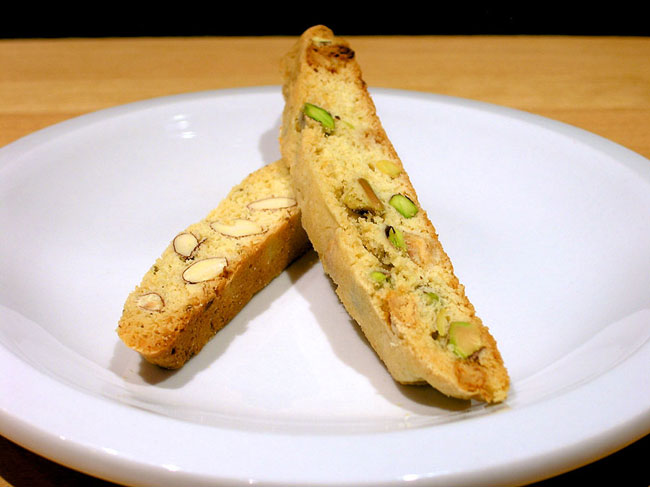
<box><xmin>117</xmin><ymin>160</ymin><xmax>311</xmax><ymax>368</ymax></box>
<box><xmin>279</xmin><ymin>26</ymin><xmax>509</xmax><ymax>402</ymax></box>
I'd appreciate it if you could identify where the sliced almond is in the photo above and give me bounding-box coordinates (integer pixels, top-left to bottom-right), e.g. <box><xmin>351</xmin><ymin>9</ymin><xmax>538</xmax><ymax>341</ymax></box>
<box><xmin>173</xmin><ymin>232</ymin><xmax>200</xmax><ymax>258</ymax></box>
<box><xmin>210</xmin><ymin>219</ymin><xmax>265</xmax><ymax>238</ymax></box>
<box><xmin>182</xmin><ymin>257</ymin><xmax>227</xmax><ymax>283</ymax></box>
<box><xmin>136</xmin><ymin>293</ymin><xmax>164</xmax><ymax>312</ymax></box>
<box><xmin>248</xmin><ymin>197</ymin><xmax>297</xmax><ymax>211</ymax></box>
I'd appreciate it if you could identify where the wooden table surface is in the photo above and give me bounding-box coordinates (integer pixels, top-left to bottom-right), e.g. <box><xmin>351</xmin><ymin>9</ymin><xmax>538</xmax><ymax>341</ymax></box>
<box><xmin>1</xmin><ymin>34</ymin><xmax>649</xmax><ymax>486</ymax></box>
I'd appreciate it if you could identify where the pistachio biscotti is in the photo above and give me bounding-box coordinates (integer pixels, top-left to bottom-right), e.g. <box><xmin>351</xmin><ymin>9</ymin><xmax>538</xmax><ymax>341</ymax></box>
<box><xmin>279</xmin><ymin>26</ymin><xmax>509</xmax><ymax>402</ymax></box>
<box><xmin>117</xmin><ymin>160</ymin><xmax>311</xmax><ymax>368</ymax></box>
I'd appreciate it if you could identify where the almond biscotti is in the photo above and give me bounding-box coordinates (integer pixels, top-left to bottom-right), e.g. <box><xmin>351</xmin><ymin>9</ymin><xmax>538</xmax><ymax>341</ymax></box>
<box><xmin>279</xmin><ymin>25</ymin><xmax>509</xmax><ymax>402</ymax></box>
<box><xmin>117</xmin><ymin>159</ymin><xmax>311</xmax><ymax>368</ymax></box>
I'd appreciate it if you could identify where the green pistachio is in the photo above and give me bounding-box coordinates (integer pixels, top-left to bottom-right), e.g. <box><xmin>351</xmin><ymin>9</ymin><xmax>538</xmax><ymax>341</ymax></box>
<box><xmin>449</xmin><ymin>321</ymin><xmax>483</xmax><ymax>358</ymax></box>
<box><xmin>370</xmin><ymin>270</ymin><xmax>388</xmax><ymax>285</ymax></box>
<box><xmin>385</xmin><ymin>225</ymin><xmax>406</xmax><ymax>250</ymax></box>
<box><xmin>389</xmin><ymin>194</ymin><xmax>418</xmax><ymax>218</ymax></box>
<box><xmin>302</xmin><ymin>103</ymin><xmax>335</xmax><ymax>133</ymax></box>
<box><xmin>424</xmin><ymin>291</ymin><xmax>440</xmax><ymax>304</ymax></box>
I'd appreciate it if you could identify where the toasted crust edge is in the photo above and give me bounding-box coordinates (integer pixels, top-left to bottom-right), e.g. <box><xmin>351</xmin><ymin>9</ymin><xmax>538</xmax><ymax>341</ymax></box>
<box><xmin>279</xmin><ymin>26</ymin><xmax>509</xmax><ymax>403</ymax></box>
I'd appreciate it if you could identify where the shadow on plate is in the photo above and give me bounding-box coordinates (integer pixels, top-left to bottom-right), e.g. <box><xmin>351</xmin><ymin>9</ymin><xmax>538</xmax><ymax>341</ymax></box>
<box><xmin>287</xmin><ymin>250</ymin><xmax>478</xmax><ymax>415</ymax></box>
<box><xmin>108</xmin><ymin>244</ymin><xmax>316</xmax><ymax>388</ymax></box>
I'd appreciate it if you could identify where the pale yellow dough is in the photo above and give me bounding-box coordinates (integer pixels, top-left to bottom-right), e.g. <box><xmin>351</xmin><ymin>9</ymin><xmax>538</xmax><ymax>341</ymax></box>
<box><xmin>279</xmin><ymin>25</ymin><xmax>509</xmax><ymax>403</ymax></box>
<box><xmin>117</xmin><ymin>160</ymin><xmax>311</xmax><ymax>368</ymax></box>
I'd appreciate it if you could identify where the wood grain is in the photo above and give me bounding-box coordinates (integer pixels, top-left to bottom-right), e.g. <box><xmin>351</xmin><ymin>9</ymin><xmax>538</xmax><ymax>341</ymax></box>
<box><xmin>1</xmin><ymin>36</ymin><xmax>649</xmax><ymax>155</ymax></box>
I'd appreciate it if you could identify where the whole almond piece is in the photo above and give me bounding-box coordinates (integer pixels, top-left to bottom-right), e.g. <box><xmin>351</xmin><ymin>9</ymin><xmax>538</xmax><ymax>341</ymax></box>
<box><xmin>211</xmin><ymin>219</ymin><xmax>265</xmax><ymax>238</ymax></box>
<box><xmin>182</xmin><ymin>257</ymin><xmax>227</xmax><ymax>283</ymax></box>
<box><xmin>136</xmin><ymin>293</ymin><xmax>164</xmax><ymax>312</ymax></box>
<box><xmin>248</xmin><ymin>196</ymin><xmax>297</xmax><ymax>211</ymax></box>
<box><xmin>173</xmin><ymin>232</ymin><xmax>200</xmax><ymax>258</ymax></box>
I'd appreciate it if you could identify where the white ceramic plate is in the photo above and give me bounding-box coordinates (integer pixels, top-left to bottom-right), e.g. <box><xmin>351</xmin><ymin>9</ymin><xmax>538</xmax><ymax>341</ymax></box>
<box><xmin>1</xmin><ymin>87</ymin><xmax>649</xmax><ymax>487</ymax></box>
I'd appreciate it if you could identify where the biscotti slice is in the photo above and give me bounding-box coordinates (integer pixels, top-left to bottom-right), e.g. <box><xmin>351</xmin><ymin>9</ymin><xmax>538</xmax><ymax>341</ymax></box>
<box><xmin>279</xmin><ymin>25</ymin><xmax>509</xmax><ymax>403</ymax></box>
<box><xmin>117</xmin><ymin>159</ymin><xmax>311</xmax><ymax>368</ymax></box>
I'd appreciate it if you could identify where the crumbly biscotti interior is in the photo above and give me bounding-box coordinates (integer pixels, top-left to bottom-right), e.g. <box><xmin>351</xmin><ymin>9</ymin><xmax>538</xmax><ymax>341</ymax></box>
<box><xmin>280</xmin><ymin>26</ymin><xmax>509</xmax><ymax>402</ymax></box>
<box><xmin>117</xmin><ymin>159</ymin><xmax>310</xmax><ymax>368</ymax></box>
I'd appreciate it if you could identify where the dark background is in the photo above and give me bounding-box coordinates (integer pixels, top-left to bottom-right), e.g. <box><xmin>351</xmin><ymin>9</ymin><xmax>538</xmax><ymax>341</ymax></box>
<box><xmin>2</xmin><ymin>5</ymin><xmax>649</xmax><ymax>38</ymax></box>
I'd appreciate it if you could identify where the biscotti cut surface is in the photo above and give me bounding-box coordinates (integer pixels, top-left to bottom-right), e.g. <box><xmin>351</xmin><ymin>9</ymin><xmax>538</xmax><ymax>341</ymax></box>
<box><xmin>117</xmin><ymin>159</ymin><xmax>311</xmax><ymax>368</ymax></box>
<box><xmin>279</xmin><ymin>26</ymin><xmax>509</xmax><ymax>403</ymax></box>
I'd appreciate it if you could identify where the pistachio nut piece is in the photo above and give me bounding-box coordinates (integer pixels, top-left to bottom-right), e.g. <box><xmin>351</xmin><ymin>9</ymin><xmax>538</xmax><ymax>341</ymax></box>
<box><xmin>389</xmin><ymin>194</ymin><xmax>418</xmax><ymax>218</ymax></box>
<box><xmin>302</xmin><ymin>102</ymin><xmax>335</xmax><ymax>133</ymax></box>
